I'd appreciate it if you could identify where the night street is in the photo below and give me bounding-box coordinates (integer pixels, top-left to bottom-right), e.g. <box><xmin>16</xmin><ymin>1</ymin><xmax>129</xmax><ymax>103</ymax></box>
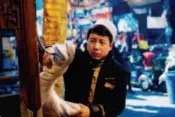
<box><xmin>120</xmin><ymin>88</ymin><xmax>175</xmax><ymax>117</ymax></box>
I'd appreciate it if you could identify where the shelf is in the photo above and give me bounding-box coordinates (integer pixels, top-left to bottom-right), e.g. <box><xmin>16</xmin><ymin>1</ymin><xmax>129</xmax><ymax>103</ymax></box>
<box><xmin>0</xmin><ymin>92</ymin><xmax>19</xmax><ymax>98</ymax></box>
<box><xmin>0</xmin><ymin>75</ymin><xmax>18</xmax><ymax>80</ymax></box>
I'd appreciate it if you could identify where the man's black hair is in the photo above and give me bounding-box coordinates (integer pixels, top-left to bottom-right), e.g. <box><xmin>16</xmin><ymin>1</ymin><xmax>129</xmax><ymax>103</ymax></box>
<box><xmin>86</xmin><ymin>25</ymin><xmax>113</xmax><ymax>43</ymax></box>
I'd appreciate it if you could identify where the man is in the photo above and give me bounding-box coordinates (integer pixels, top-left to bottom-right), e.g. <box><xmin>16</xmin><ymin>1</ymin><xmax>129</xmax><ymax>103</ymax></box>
<box><xmin>42</xmin><ymin>19</ymin><xmax>128</xmax><ymax>117</ymax></box>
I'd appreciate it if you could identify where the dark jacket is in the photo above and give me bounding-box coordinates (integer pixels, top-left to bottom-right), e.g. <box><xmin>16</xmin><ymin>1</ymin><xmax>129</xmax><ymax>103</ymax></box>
<box><xmin>64</xmin><ymin>48</ymin><xmax>128</xmax><ymax>117</ymax></box>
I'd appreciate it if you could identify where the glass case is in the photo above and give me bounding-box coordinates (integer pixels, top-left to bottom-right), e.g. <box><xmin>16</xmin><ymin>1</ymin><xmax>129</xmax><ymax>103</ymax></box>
<box><xmin>0</xmin><ymin>29</ymin><xmax>19</xmax><ymax>95</ymax></box>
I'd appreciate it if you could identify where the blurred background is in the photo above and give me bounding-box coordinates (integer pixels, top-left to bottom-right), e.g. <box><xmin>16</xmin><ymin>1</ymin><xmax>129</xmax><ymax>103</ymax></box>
<box><xmin>36</xmin><ymin>0</ymin><xmax>175</xmax><ymax>116</ymax></box>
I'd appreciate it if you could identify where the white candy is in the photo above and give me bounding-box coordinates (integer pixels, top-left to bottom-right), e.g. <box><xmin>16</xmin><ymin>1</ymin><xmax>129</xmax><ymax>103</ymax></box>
<box><xmin>40</xmin><ymin>42</ymin><xmax>81</xmax><ymax>116</ymax></box>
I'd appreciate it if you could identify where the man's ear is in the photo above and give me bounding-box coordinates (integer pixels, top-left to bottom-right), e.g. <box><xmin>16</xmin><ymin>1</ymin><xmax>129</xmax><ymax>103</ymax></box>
<box><xmin>110</xmin><ymin>43</ymin><xmax>114</xmax><ymax>49</ymax></box>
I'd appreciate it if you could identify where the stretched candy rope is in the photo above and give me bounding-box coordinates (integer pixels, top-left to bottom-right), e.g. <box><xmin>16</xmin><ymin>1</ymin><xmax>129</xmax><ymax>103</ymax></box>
<box><xmin>40</xmin><ymin>62</ymin><xmax>82</xmax><ymax>116</ymax></box>
<box><xmin>43</xmin><ymin>0</ymin><xmax>67</xmax><ymax>46</ymax></box>
<box><xmin>40</xmin><ymin>44</ymin><xmax>82</xmax><ymax>116</ymax></box>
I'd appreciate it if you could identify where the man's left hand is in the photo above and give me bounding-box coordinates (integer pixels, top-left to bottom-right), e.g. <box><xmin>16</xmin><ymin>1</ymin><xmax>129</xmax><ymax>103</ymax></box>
<box><xmin>76</xmin><ymin>104</ymin><xmax>90</xmax><ymax>117</ymax></box>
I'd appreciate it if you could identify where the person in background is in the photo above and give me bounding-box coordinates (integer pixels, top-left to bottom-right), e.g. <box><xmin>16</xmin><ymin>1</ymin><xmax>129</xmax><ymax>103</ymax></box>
<box><xmin>115</xmin><ymin>33</ymin><xmax>133</xmax><ymax>93</ymax></box>
<box><xmin>115</xmin><ymin>33</ymin><xmax>128</xmax><ymax>54</ymax></box>
<box><xmin>74</xmin><ymin>30</ymin><xmax>86</xmax><ymax>49</ymax></box>
<box><xmin>43</xmin><ymin>19</ymin><xmax>128</xmax><ymax>117</ymax></box>
<box><xmin>131</xmin><ymin>33</ymin><xmax>144</xmax><ymax>66</ymax></box>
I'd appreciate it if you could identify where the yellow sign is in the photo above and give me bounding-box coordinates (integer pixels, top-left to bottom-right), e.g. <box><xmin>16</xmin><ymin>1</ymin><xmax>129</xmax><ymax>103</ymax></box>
<box><xmin>43</xmin><ymin>0</ymin><xmax>67</xmax><ymax>45</ymax></box>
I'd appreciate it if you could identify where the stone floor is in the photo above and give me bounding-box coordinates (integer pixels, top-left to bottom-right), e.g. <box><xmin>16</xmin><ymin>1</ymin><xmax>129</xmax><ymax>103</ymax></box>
<box><xmin>119</xmin><ymin>88</ymin><xmax>175</xmax><ymax>117</ymax></box>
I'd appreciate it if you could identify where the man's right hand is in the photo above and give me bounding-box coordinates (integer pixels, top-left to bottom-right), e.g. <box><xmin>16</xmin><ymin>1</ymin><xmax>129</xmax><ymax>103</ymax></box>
<box><xmin>42</xmin><ymin>41</ymin><xmax>76</xmax><ymax>68</ymax></box>
<box><xmin>43</xmin><ymin>52</ymin><xmax>53</xmax><ymax>68</ymax></box>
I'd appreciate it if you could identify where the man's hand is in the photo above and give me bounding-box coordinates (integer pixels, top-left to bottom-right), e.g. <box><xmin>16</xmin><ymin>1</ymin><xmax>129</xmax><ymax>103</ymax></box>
<box><xmin>43</xmin><ymin>53</ymin><xmax>53</xmax><ymax>68</ymax></box>
<box><xmin>42</xmin><ymin>41</ymin><xmax>76</xmax><ymax>68</ymax></box>
<box><xmin>76</xmin><ymin>104</ymin><xmax>90</xmax><ymax>117</ymax></box>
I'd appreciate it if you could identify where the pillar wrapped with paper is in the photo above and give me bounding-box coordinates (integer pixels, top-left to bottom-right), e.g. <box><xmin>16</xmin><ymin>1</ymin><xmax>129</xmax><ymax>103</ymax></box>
<box><xmin>43</xmin><ymin>0</ymin><xmax>67</xmax><ymax>46</ymax></box>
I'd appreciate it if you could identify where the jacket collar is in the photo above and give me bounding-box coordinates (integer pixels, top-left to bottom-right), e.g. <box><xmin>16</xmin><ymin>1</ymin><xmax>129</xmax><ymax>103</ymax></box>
<box><xmin>83</xmin><ymin>49</ymin><xmax>113</xmax><ymax>68</ymax></box>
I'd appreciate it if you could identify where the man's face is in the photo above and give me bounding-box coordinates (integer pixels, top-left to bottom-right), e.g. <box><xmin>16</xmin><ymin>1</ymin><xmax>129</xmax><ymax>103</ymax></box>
<box><xmin>87</xmin><ymin>33</ymin><xmax>112</xmax><ymax>60</ymax></box>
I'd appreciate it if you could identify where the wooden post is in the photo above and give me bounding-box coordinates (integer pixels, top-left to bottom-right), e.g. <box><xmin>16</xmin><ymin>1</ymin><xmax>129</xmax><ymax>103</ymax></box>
<box><xmin>0</xmin><ymin>0</ymin><xmax>42</xmax><ymax>116</ymax></box>
<box><xmin>0</xmin><ymin>38</ymin><xmax>3</xmax><ymax>71</ymax></box>
<box><xmin>19</xmin><ymin>0</ymin><xmax>42</xmax><ymax>116</ymax></box>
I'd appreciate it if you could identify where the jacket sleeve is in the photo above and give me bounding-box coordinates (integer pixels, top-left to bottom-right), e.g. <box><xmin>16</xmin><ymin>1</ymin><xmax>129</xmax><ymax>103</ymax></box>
<box><xmin>88</xmin><ymin>68</ymin><xmax>128</xmax><ymax>117</ymax></box>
